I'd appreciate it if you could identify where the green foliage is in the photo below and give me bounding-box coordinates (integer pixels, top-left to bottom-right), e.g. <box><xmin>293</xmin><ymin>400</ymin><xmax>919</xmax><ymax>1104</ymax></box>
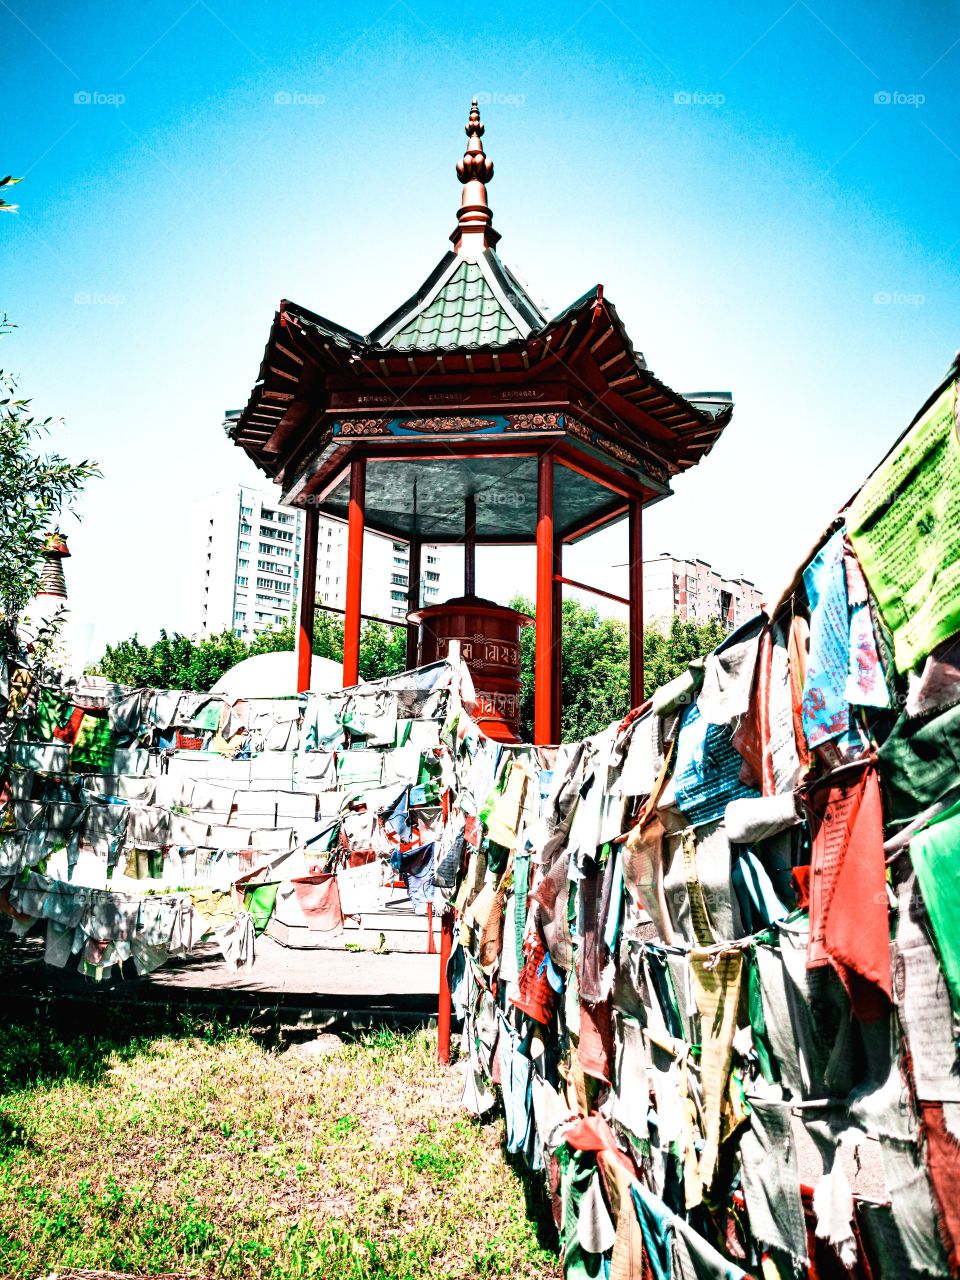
<box><xmin>91</xmin><ymin>610</ymin><xmax>409</xmax><ymax>692</ymax></box>
<box><xmin>0</xmin><ymin>317</ymin><xmax>98</xmax><ymax>624</ymax></box>
<box><xmin>357</xmin><ymin>618</ymin><xmax>408</xmax><ymax>682</ymax></box>
<box><xmin>0</xmin><ymin>175</ymin><xmax>21</xmax><ymax>215</ymax></box>
<box><xmin>512</xmin><ymin>595</ymin><xmax>729</xmax><ymax>742</ymax></box>
<box><xmin>643</xmin><ymin>613</ymin><xmax>727</xmax><ymax>694</ymax></box>
<box><xmin>93</xmin><ymin>628</ymin><xmax>249</xmax><ymax>691</ymax></box>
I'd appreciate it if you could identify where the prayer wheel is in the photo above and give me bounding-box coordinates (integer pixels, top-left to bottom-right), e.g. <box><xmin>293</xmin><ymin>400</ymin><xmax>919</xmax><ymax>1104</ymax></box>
<box><xmin>408</xmin><ymin>595</ymin><xmax>532</xmax><ymax>742</ymax></box>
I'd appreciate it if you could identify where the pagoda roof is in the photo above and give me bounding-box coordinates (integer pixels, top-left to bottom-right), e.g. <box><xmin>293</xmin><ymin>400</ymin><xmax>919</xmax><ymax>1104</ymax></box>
<box><xmin>227</xmin><ymin>99</ymin><xmax>734</xmax><ymax>505</ymax></box>
<box><xmin>369</xmin><ymin>249</ymin><xmax>547</xmax><ymax>351</ymax></box>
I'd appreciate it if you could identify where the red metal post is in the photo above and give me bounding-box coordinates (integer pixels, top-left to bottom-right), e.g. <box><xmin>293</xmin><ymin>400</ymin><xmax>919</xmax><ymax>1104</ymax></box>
<box><xmin>551</xmin><ymin>529</ymin><xmax>563</xmax><ymax>742</ymax></box>
<box><xmin>535</xmin><ymin>452</ymin><xmax>555</xmax><ymax>745</ymax></box>
<box><xmin>296</xmin><ymin>505</ymin><xmax>319</xmax><ymax>692</ymax></box>
<box><xmin>437</xmin><ymin>907</ymin><xmax>455</xmax><ymax>1064</ymax></box>
<box><xmin>406</xmin><ymin>534</ymin><xmax>422</xmax><ymax>670</ymax></box>
<box><xmin>464</xmin><ymin>493</ymin><xmax>477</xmax><ymax>596</ymax></box>
<box><xmin>343</xmin><ymin>457</ymin><xmax>366</xmax><ymax>688</ymax></box>
<box><xmin>629</xmin><ymin>499</ymin><xmax>644</xmax><ymax>708</ymax></box>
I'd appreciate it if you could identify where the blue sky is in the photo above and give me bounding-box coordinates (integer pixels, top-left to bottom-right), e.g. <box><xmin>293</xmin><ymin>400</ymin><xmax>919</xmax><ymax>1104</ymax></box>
<box><xmin>4</xmin><ymin>0</ymin><xmax>959</xmax><ymax>656</ymax></box>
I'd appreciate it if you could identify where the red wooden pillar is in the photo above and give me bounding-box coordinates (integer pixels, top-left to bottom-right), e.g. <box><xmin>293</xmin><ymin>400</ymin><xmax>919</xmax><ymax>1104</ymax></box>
<box><xmin>534</xmin><ymin>452</ymin><xmax>555</xmax><ymax>744</ymax></box>
<box><xmin>551</xmin><ymin>529</ymin><xmax>563</xmax><ymax>741</ymax></box>
<box><xmin>405</xmin><ymin>534</ymin><xmax>422</xmax><ymax>670</ymax></box>
<box><xmin>296</xmin><ymin>505</ymin><xmax>318</xmax><ymax>692</ymax></box>
<box><xmin>437</xmin><ymin>907</ymin><xmax>455</xmax><ymax>1064</ymax></box>
<box><xmin>629</xmin><ymin>498</ymin><xmax>644</xmax><ymax>708</ymax></box>
<box><xmin>343</xmin><ymin>458</ymin><xmax>366</xmax><ymax>688</ymax></box>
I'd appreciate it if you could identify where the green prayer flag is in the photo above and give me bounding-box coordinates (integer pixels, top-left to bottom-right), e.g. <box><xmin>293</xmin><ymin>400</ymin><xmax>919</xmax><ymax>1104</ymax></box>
<box><xmin>848</xmin><ymin>377</ymin><xmax>960</xmax><ymax>672</ymax></box>
<box><xmin>244</xmin><ymin>883</ymin><xmax>279</xmax><ymax>934</ymax></box>
<box><xmin>910</xmin><ymin>798</ymin><xmax>960</xmax><ymax>1015</ymax></box>
<box><xmin>70</xmin><ymin>714</ymin><xmax>117</xmax><ymax>771</ymax></box>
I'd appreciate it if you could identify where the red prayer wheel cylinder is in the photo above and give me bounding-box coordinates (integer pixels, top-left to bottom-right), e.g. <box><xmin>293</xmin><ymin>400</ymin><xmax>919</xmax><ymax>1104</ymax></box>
<box><xmin>408</xmin><ymin>595</ymin><xmax>532</xmax><ymax>742</ymax></box>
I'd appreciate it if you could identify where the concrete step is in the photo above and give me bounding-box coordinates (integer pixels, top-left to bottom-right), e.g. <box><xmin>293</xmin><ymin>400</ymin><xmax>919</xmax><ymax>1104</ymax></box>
<box><xmin>267</xmin><ymin>919</ymin><xmax>437</xmax><ymax>953</ymax></box>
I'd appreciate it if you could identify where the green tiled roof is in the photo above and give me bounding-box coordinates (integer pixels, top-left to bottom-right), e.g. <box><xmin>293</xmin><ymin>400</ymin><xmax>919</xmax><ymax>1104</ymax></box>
<box><xmin>368</xmin><ymin>249</ymin><xmax>548</xmax><ymax>352</ymax></box>
<box><xmin>387</xmin><ymin>259</ymin><xmax>521</xmax><ymax>350</ymax></box>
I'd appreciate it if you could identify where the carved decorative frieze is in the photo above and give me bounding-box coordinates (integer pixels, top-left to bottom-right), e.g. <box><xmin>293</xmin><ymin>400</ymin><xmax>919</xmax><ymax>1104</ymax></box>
<box><xmin>503</xmin><ymin>411</ymin><xmax>563</xmax><ymax>432</ymax></box>
<box><xmin>336</xmin><ymin>419</ymin><xmax>390</xmax><ymax>436</ymax></box>
<box><xmin>404</xmin><ymin>416</ymin><xmax>498</xmax><ymax>433</ymax></box>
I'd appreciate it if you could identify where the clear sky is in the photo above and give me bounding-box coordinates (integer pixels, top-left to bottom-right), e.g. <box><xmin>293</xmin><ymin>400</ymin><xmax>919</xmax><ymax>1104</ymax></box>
<box><xmin>4</xmin><ymin>0</ymin><xmax>959</xmax><ymax>658</ymax></box>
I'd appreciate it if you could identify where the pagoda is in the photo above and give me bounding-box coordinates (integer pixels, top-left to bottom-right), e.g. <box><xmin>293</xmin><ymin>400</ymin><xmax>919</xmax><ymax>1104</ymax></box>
<box><xmin>228</xmin><ymin>100</ymin><xmax>733</xmax><ymax>742</ymax></box>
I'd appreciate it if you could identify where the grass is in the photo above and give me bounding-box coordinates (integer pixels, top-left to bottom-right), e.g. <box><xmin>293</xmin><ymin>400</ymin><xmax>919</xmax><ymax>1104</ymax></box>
<box><xmin>0</xmin><ymin>1011</ymin><xmax>559</xmax><ymax>1279</ymax></box>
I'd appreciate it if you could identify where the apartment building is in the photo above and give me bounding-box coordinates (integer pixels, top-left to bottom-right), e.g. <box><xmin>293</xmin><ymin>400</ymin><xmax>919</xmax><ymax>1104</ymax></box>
<box><xmin>643</xmin><ymin>553</ymin><xmax>764</xmax><ymax>631</ymax></box>
<box><xmin>195</xmin><ymin>485</ymin><xmax>445</xmax><ymax>640</ymax></box>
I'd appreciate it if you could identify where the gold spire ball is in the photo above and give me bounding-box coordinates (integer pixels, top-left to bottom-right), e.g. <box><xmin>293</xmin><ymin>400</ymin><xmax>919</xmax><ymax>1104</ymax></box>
<box><xmin>452</xmin><ymin>97</ymin><xmax>500</xmax><ymax>254</ymax></box>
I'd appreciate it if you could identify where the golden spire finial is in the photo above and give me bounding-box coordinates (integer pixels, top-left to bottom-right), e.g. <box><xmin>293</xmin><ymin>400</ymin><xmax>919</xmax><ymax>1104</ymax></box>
<box><xmin>452</xmin><ymin>98</ymin><xmax>499</xmax><ymax>255</ymax></box>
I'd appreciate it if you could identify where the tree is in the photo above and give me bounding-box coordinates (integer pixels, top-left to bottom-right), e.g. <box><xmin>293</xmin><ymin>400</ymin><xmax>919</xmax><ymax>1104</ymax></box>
<box><xmin>94</xmin><ymin>629</ymin><xmax>247</xmax><ymax>691</ymax></box>
<box><xmin>643</xmin><ymin>614</ymin><xmax>727</xmax><ymax>694</ymax></box>
<box><xmin>511</xmin><ymin>595</ymin><xmax>728</xmax><ymax>741</ymax></box>
<box><xmin>358</xmin><ymin>619</ymin><xmax>407</xmax><ymax>682</ymax></box>
<box><xmin>0</xmin><ymin>316</ymin><xmax>98</xmax><ymax>630</ymax></box>
<box><xmin>91</xmin><ymin>611</ymin><xmax>409</xmax><ymax>692</ymax></box>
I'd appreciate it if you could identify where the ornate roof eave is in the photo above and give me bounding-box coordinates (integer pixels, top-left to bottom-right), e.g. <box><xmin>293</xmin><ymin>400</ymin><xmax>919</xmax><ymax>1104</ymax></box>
<box><xmin>230</xmin><ymin>288</ymin><xmax>733</xmax><ymax>479</ymax></box>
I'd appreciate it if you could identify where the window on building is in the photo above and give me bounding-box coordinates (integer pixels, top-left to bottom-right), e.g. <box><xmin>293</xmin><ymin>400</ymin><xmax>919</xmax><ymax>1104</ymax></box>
<box><xmin>237</xmin><ymin>575</ymin><xmax>248</xmax><ymax>586</ymax></box>
<box><xmin>427</xmin><ymin>554</ymin><xmax>437</xmax><ymax>565</ymax></box>
<box><xmin>276</xmin><ymin>512</ymin><xmax>293</xmax><ymax>525</ymax></box>
<box><xmin>239</xmin><ymin>522</ymin><xmax>251</xmax><ymax>535</ymax></box>
<box><xmin>391</xmin><ymin>574</ymin><xmax>407</xmax><ymax>586</ymax></box>
<box><xmin>393</xmin><ymin>542</ymin><xmax>405</xmax><ymax>552</ymax></box>
<box><xmin>238</xmin><ymin>558</ymin><xmax>248</xmax><ymax>568</ymax></box>
<box><xmin>390</xmin><ymin>590</ymin><xmax>405</xmax><ymax>601</ymax></box>
<box><xmin>240</xmin><ymin>540</ymin><xmax>249</xmax><ymax>551</ymax></box>
<box><xmin>425</xmin><ymin>571</ymin><xmax>439</xmax><ymax>582</ymax></box>
<box><xmin>240</xmin><ymin>506</ymin><xmax>252</xmax><ymax>518</ymax></box>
